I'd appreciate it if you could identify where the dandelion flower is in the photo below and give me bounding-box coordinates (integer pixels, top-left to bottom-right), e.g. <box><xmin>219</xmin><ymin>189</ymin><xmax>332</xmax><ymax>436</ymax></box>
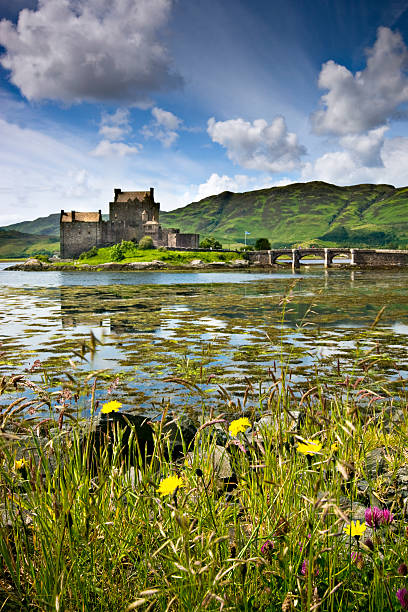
<box><xmin>229</xmin><ymin>417</ymin><xmax>251</xmax><ymax>437</ymax></box>
<box><xmin>14</xmin><ymin>458</ymin><xmax>26</xmax><ymax>471</ymax></box>
<box><xmin>343</xmin><ymin>520</ymin><xmax>367</xmax><ymax>539</ymax></box>
<box><xmin>158</xmin><ymin>475</ymin><xmax>184</xmax><ymax>497</ymax></box>
<box><xmin>297</xmin><ymin>439</ymin><xmax>322</xmax><ymax>455</ymax></box>
<box><xmin>100</xmin><ymin>400</ymin><xmax>122</xmax><ymax>414</ymax></box>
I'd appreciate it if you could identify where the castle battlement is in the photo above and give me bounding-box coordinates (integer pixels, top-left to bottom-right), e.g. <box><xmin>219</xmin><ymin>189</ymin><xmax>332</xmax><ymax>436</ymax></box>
<box><xmin>60</xmin><ymin>188</ymin><xmax>199</xmax><ymax>258</ymax></box>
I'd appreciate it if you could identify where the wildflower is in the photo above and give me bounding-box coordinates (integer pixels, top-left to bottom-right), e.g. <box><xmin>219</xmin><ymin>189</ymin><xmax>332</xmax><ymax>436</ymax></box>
<box><xmin>100</xmin><ymin>400</ymin><xmax>122</xmax><ymax>414</ymax></box>
<box><xmin>343</xmin><ymin>520</ymin><xmax>367</xmax><ymax>539</ymax></box>
<box><xmin>301</xmin><ymin>559</ymin><xmax>319</xmax><ymax>577</ymax></box>
<box><xmin>14</xmin><ymin>458</ymin><xmax>26</xmax><ymax>471</ymax></box>
<box><xmin>331</xmin><ymin>442</ymin><xmax>339</xmax><ymax>452</ymax></box>
<box><xmin>229</xmin><ymin>417</ymin><xmax>251</xmax><ymax>437</ymax></box>
<box><xmin>157</xmin><ymin>475</ymin><xmax>184</xmax><ymax>497</ymax></box>
<box><xmin>398</xmin><ymin>563</ymin><xmax>408</xmax><ymax>576</ymax></box>
<box><xmin>297</xmin><ymin>439</ymin><xmax>322</xmax><ymax>455</ymax></box>
<box><xmin>382</xmin><ymin>508</ymin><xmax>394</xmax><ymax>524</ymax></box>
<box><xmin>396</xmin><ymin>588</ymin><xmax>408</xmax><ymax>610</ymax></box>
<box><xmin>260</xmin><ymin>540</ymin><xmax>274</xmax><ymax>559</ymax></box>
<box><xmin>365</xmin><ymin>506</ymin><xmax>383</xmax><ymax>529</ymax></box>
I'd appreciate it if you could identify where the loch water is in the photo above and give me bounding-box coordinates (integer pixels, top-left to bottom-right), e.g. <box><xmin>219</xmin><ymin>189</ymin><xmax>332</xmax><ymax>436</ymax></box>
<box><xmin>2</xmin><ymin>262</ymin><xmax>408</xmax><ymax>415</ymax></box>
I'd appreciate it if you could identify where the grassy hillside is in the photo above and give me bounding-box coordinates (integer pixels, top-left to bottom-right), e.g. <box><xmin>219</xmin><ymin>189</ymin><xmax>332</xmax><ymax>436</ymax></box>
<box><xmin>4</xmin><ymin>213</ymin><xmax>61</xmax><ymax>237</ymax></box>
<box><xmin>2</xmin><ymin>181</ymin><xmax>408</xmax><ymax>253</ymax></box>
<box><xmin>161</xmin><ymin>181</ymin><xmax>407</xmax><ymax>247</ymax></box>
<box><xmin>0</xmin><ymin>229</ymin><xmax>59</xmax><ymax>258</ymax></box>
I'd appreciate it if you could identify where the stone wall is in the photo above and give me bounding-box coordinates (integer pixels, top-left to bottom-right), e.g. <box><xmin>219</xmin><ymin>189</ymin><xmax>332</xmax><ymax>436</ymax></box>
<box><xmin>61</xmin><ymin>219</ymin><xmax>103</xmax><ymax>258</ymax></box>
<box><xmin>351</xmin><ymin>249</ymin><xmax>408</xmax><ymax>266</ymax></box>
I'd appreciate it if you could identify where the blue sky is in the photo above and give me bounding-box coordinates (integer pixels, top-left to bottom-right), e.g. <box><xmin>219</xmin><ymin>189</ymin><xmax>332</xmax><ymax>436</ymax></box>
<box><xmin>1</xmin><ymin>0</ymin><xmax>408</xmax><ymax>224</ymax></box>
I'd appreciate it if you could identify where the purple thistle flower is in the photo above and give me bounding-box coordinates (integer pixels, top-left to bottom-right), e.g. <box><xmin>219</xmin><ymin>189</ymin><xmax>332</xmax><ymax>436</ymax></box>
<box><xmin>365</xmin><ymin>506</ymin><xmax>383</xmax><ymax>529</ymax></box>
<box><xmin>382</xmin><ymin>508</ymin><xmax>394</xmax><ymax>524</ymax></box>
<box><xmin>396</xmin><ymin>588</ymin><xmax>408</xmax><ymax>610</ymax></box>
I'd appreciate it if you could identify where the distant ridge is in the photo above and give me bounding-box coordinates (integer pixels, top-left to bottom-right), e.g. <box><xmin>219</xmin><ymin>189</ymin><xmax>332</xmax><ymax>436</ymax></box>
<box><xmin>2</xmin><ymin>181</ymin><xmax>408</xmax><ymax>253</ymax></box>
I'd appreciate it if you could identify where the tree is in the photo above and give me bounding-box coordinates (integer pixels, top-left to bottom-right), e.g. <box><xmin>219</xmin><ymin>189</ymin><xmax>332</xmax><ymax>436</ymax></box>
<box><xmin>139</xmin><ymin>235</ymin><xmax>154</xmax><ymax>250</ymax></box>
<box><xmin>255</xmin><ymin>238</ymin><xmax>271</xmax><ymax>250</ymax></box>
<box><xmin>199</xmin><ymin>237</ymin><xmax>222</xmax><ymax>249</ymax></box>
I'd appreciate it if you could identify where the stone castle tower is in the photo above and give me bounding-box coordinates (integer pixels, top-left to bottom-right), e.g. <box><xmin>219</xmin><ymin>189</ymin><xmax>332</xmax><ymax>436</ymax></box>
<box><xmin>60</xmin><ymin>188</ymin><xmax>199</xmax><ymax>258</ymax></box>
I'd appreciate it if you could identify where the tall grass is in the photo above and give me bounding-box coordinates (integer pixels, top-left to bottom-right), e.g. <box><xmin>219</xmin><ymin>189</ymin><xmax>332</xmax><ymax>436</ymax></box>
<box><xmin>1</xmin><ymin>344</ymin><xmax>408</xmax><ymax>610</ymax></box>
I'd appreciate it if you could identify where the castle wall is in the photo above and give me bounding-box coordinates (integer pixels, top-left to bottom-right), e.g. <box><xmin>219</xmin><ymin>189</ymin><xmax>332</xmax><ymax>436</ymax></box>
<box><xmin>60</xmin><ymin>189</ymin><xmax>199</xmax><ymax>257</ymax></box>
<box><xmin>61</xmin><ymin>220</ymin><xmax>103</xmax><ymax>258</ymax></box>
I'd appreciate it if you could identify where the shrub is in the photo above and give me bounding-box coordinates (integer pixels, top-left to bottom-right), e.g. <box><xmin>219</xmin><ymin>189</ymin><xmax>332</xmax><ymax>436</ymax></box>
<box><xmin>33</xmin><ymin>254</ymin><xmax>50</xmax><ymax>262</ymax></box>
<box><xmin>255</xmin><ymin>238</ymin><xmax>271</xmax><ymax>250</ymax></box>
<box><xmin>110</xmin><ymin>243</ymin><xmax>126</xmax><ymax>261</ymax></box>
<box><xmin>199</xmin><ymin>237</ymin><xmax>222</xmax><ymax>249</ymax></box>
<box><xmin>78</xmin><ymin>246</ymin><xmax>99</xmax><ymax>260</ymax></box>
<box><xmin>139</xmin><ymin>235</ymin><xmax>154</xmax><ymax>250</ymax></box>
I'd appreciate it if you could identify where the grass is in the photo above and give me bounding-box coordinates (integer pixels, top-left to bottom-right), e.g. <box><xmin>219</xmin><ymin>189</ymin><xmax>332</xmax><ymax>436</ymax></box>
<box><xmin>63</xmin><ymin>246</ymin><xmax>240</xmax><ymax>266</ymax></box>
<box><xmin>2</xmin><ymin>320</ymin><xmax>408</xmax><ymax>610</ymax></box>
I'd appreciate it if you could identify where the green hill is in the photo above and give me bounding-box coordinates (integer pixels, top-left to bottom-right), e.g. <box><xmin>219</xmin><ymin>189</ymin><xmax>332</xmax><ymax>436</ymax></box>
<box><xmin>0</xmin><ymin>228</ymin><xmax>59</xmax><ymax>259</ymax></box>
<box><xmin>4</xmin><ymin>213</ymin><xmax>61</xmax><ymax>237</ymax></box>
<box><xmin>160</xmin><ymin>181</ymin><xmax>407</xmax><ymax>247</ymax></box>
<box><xmin>2</xmin><ymin>181</ymin><xmax>408</xmax><ymax>253</ymax></box>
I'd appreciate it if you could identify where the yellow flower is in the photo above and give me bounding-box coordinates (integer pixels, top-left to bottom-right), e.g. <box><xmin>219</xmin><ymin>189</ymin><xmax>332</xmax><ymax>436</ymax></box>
<box><xmin>343</xmin><ymin>520</ymin><xmax>367</xmax><ymax>538</ymax></box>
<box><xmin>14</xmin><ymin>458</ymin><xmax>26</xmax><ymax>471</ymax></box>
<box><xmin>331</xmin><ymin>442</ymin><xmax>339</xmax><ymax>452</ymax></box>
<box><xmin>297</xmin><ymin>439</ymin><xmax>322</xmax><ymax>455</ymax></box>
<box><xmin>229</xmin><ymin>417</ymin><xmax>251</xmax><ymax>437</ymax></box>
<box><xmin>158</xmin><ymin>475</ymin><xmax>184</xmax><ymax>496</ymax></box>
<box><xmin>101</xmin><ymin>400</ymin><xmax>122</xmax><ymax>414</ymax></box>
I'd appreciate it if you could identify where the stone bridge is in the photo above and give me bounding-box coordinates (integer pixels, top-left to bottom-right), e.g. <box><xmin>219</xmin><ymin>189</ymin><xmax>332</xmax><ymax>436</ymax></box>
<box><xmin>247</xmin><ymin>248</ymin><xmax>408</xmax><ymax>268</ymax></box>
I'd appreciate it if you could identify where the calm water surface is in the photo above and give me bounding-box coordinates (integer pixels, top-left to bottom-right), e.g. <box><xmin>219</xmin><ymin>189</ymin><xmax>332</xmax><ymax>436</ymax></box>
<box><xmin>1</xmin><ymin>262</ymin><xmax>408</xmax><ymax>414</ymax></box>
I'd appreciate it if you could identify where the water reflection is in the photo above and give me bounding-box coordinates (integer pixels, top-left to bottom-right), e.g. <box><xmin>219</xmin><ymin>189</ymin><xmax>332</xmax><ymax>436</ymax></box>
<box><xmin>1</xmin><ymin>266</ymin><xmax>408</xmax><ymax>412</ymax></box>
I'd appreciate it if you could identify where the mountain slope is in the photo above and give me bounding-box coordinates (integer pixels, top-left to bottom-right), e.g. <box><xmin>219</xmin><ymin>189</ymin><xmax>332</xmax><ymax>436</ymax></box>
<box><xmin>161</xmin><ymin>181</ymin><xmax>405</xmax><ymax>246</ymax></box>
<box><xmin>0</xmin><ymin>229</ymin><xmax>59</xmax><ymax>258</ymax></box>
<box><xmin>2</xmin><ymin>181</ymin><xmax>408</xmax><ymax>251</ymax></box>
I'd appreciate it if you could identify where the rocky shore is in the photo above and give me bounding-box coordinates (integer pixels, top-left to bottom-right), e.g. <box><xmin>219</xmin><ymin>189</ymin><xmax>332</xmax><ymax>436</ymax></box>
<box><xmin>5</xmin><ymin>257</ymin><xmax>251</xmax><ymax>271</ymax></box>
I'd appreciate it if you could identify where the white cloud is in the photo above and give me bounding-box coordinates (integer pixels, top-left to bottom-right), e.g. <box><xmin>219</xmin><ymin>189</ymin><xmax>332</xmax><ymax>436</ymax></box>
<box><xmin>90</xmin><ymin>139</ymin><xmax>141</xmax><ymax>157</ymax></box>
<box><xmin>311</xmin><ymin>27</ymin><xmax>408</xmax><ymax>135</ymax></box>
<box><xmin>180</xmin><ymin>172</ymin><xmax>273</xmax><ymax>205</ymax></box>
<box><xmin>0</xmin><ymin>0</ymin><xmax>182</xmax><ymax>104</ymax></box>
<box><xmin>141</xmin><ymin>106</ymin><xmax>182</xmax><ymax>147</ymax></box>
<box><xmin>207</xmin><ymin>115</ymin><xmax>306</xmax><ymax>172</ymax></box>
<box><xmin>340</xmin><ymin>126</ymin><xmax>389</xmax><ymax>167</ymax></box>
<box><xmin>99</xmin><ymin>108</ymin><xmax>131</xmax><ymax>141</ymax></box>
<box><xmin>301</xmin><ymin>135</ymin><xmax>408</xmax><ymax>187</ymax></box>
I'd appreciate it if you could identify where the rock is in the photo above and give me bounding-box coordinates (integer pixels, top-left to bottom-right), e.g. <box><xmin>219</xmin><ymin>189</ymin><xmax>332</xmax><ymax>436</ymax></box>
<box><xmin>364</xmin><ymin>447</ymin><xmax>387</xmax><ymax>479</ymax></box>
<box><xmin>229</xmin><ymin>259</ymin><xmax>249</xmax><ymax>268</ymax></box>
<box><xmin>127</xmin><ymin>261</ymin><xmax>166</xmax><ymax>270</ymax></box>
<box><xmin>190</xmin><ymin>259</ymin><xmax>204</xmax><ymax>267</ymax></box>
<box><xmin>256</xmin><ymin>411</ymin><xmax>300</xmax><ymax>433</ymax></box>
<box><xmin>84</xmin><ymin>411</ymin><xmax>197</xmax><ymax>468</ymax></box>
<box><xmin>208</xmin><ymin>261</ymin><xmax>227</xmax><ymax>267</ymax></box>
<box><xmin>187</xmin><ymin>444</ymin><xmax>232</xmax><ymax>479</ymax></box>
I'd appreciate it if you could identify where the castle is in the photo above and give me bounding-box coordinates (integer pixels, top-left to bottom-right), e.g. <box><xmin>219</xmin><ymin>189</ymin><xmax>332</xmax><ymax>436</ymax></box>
<box><xmin>60</xmin><ymin>188</ymin><xmax>199</xmax><ymax>258</ymax></box>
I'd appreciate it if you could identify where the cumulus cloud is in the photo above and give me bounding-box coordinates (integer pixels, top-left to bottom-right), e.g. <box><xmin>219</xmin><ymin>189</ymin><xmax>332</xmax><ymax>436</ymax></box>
<box><xmin>141</xmin><ymin>106</ymin><xmax>182</xmax><ymax>147</ymax></box>
<box><xmin>301</xmin><ymin>135</ymin><xmax>408</xmax><ymax>187</ymax></box>
<box><xmin>0</xmin><ymin>0</ymin><xmax>182</xmax><ymax>104</ymax></box>
<box><xmin>207</xmin><ymin>116</ymin><xmax>306</xmax><ymax>172</ymax></box>
<box><xmin>90</xmin><ymin>139</ymin><xmax>141</xmax><ymax>157</ymax></box>
<box><xmin>180</xmin><ymin>172</ymin><xmax>273</xmax><ymax>205</ymax></box>
<box><xmin>312</xmin><ymin>27</ymin><xmax>408</xmax><ymax>135</ymax></box>
<box><xmin>99</xmin><ymin>109</ymin><xmax>131</xmax><ymax>141</ymax></box>
<box><xmin>340</xmin><ymin>126</ymin><xmax>389</xmax><ymax>166</ymax></box>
